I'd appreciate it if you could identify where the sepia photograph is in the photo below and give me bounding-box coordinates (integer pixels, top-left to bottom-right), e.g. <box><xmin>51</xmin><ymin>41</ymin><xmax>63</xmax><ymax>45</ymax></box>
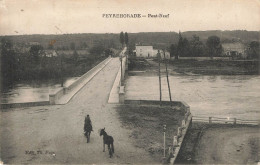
<box><xmin>0</xmin><ymin>0</ymin><xmax>259</xmax><ymax>164</ymax></box>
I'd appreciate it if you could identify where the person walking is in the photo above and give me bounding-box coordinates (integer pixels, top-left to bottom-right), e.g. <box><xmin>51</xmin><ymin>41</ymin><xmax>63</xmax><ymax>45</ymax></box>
<box><xmin>84</xmin><ymin>114</ymin><xmax>93</xmax><ymax>132</ymax></box>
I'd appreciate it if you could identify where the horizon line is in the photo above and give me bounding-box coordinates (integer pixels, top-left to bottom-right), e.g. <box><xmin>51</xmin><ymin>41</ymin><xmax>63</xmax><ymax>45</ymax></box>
<box><xmin>1</xmin><ymin>29</ymin><xmax>260</xmax><ymax>37</ymax></box>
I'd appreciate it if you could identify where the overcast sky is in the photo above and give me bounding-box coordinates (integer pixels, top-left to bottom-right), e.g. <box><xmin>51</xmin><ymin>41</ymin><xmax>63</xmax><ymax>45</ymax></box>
<box><xmin>0</xmin><ymin>0</ymin><xmax>259</xmax><ymax>35</ymax></box>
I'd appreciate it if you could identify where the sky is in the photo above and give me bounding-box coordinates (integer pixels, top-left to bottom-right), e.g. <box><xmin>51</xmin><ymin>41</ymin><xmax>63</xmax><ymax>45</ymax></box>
<box><xmin>0</xmin><ymin>0</ymin><xmax>260</xmax><ymax>35</ymax></box>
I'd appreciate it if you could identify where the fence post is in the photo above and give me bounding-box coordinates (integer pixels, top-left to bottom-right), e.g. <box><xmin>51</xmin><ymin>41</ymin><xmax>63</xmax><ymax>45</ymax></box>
<box><xmin>209</xmin><ymin>117</ymin><xmax>212</xmax><ymax>124</ymax></box>
<box><xmin>177</xmin><ymin>127</ymin><xmax>182</xmax><ymax>137</ymax></box>
<box><xmin>233</xmin><ymin>118</ymin><xmax>236</xmax><ymax>125</ymax></box>
<box><xmin>173</xmin><ymin>136</ymin><xmax>178</xmax><ymax>146</ymax></box>
<box><xmin>182</xmin><ymin>120</ymin><xmax>186</xmax><ymax>127</ymax></box>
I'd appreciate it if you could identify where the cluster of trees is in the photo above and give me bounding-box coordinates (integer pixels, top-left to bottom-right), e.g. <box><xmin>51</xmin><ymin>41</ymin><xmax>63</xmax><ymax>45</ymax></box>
<box><xmin>1</xmin><ymin>38</ymin><xmax>60</xmax><ymax>88</ymax></box>
<box><xmin>0</xmin><ymin>38</ymin><xmax>108</xmax><ymax>89</ymax></box>
<box><xmin>89</xmin><ymin>39</ymin><xmax>117</xmax><ymax>57</ymax></box>
<box><xmin>119</xmin><ymin>32</ymin><xmax>128</xmax><ymax>47</ymax></box>
<box><xmin>246</xmin><ymin>41</ymin><xmax>260</xmax><ymax>59</ymax></box>
<box><xmin>170</xmin><ymin>32</ymin><xmax>223</xmax><ymax>59</ymax></box>
<box><xmin>48</xmin><ymin>41</ymin><xmax>88</xmax><ymax>50</ymax></box>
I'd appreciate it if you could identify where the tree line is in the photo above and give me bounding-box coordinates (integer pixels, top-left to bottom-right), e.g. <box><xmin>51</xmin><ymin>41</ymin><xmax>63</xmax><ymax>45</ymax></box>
<box><xmin>170</xmin><ymin>32</ymin><xmax>222</xmax><ymax>59</ymax></box>
<box><xmin>119</xmin><ymin>32</ymin><xmax>128</xmax><ymax>48</ymax></box>
<box><xmin>170</xmin><ymin>32</ymin><xmax>259</xmax><ymax>59</ymax></box>
<box><xmin>0</xmin><ymin>38</ymin><xmax>111</xmax><ymax>89</ymax></box>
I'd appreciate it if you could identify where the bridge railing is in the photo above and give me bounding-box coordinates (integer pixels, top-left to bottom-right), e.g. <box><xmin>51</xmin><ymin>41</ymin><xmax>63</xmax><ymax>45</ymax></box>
<box><xmin>192</xmin><ymin>116</ymin><xmax>259</xmax><ymax>126</ymax></box>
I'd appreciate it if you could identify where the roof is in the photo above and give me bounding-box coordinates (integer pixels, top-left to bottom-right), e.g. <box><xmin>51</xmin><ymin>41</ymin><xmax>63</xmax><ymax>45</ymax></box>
<box><xmin>222</xmin><ymin>42</ymin><xmax>245</xmax><ymax>52</ymax></box>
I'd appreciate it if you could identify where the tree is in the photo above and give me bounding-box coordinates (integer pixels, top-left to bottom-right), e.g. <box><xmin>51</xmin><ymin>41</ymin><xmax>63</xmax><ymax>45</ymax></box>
<box><xmin>73</xmin><ymin>50</ymin><xmax>79</xmax><ymax>64</ymax></box>
<box><xmin>89</xmin><ymin>44</ymin><xmax>105</xmax><ymax>56</ymax></box>
<box><xmin>125</xmin><ymin>32</ymin><xmax>128</xmax><ymax>46</ymax></box>
<box><xmin>177</xmin><ymin>32</ymin><xmax>191</xmax><ymax>57</ymax></box>
<box><xmin>48</xmin><ymin>43</ymin><xmax>54</xmax><ymax>50</ymax></box>
<box><xmin>1</xmin><ymin>38</ymin><xmax>18</xmax><ymax>86</ymax></box>
<box><xmin>182</xmin><ymin>38</ymin><xmax>191</xmax><ymax>56</ymax></box>
<box><xmin>80</xmin><ymin>42</ymin><xmax>88</xmax><ymax>49</ymax></box>
<box><xmin>190</xmin><ymin>35</ymin><xmax>205</xmax><ymax>57</ymax></box>
<box><xmin>104</xmin><ymin>49</ymin><xmax>112</xmax><ymax>57</ymax></box>
<box><xmin>206</xmin><ymin>36</ymin><xmax>223</xmax><ymax>59</ymax></box>
<box><xmin>29</xmin><ymin>44</ymin><xmax>43</xmax><ymax>64</ymax></box>
<box><xmin>120</xmin><ymin>31</ymin><xmax>125</xmax><ymax>48</ymax></box>
<box><xmin>70</xmin><ymin>42</ymin><xmax>76</xmax><ymax>50</ymax></box>
<box><xmin>170</xmin><ymin>44</ymin><xmax>178</xmax><ymax>59</ymax></box>
<box><xmin>247</xmin><ymin>41</ymin><xmax>259</xmax><ymax>59</ymax></box>
<box><xmin>177</xmin><ymin>32</ymin><xmax>184</xmax><ymax>57</ymax></box>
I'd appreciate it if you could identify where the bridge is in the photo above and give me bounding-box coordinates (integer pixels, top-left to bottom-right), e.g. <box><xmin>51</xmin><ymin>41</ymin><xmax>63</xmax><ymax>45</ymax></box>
<box><xmin>0</xmin><ymin>48</ymin><xmax>155</xmax><ymax>164</ymax></box>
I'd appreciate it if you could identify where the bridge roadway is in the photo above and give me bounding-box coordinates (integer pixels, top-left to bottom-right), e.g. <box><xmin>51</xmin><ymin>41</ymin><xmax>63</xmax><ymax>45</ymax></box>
<box><xmin>0</xmin><ymin>57</ymin><xmax>155</xmax><ymax>164</ymax></box>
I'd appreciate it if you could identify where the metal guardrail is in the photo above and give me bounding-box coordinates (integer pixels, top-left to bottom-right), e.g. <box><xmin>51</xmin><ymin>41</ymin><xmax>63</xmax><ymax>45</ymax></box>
<box><xmin>192</xmin><ymin>116</ymin><xmax>259</xmax><ymax>125</ymax></box>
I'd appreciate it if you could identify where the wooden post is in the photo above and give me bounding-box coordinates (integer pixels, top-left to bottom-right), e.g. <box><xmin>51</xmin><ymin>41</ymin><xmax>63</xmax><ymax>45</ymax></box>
<box><xmin>163</xmin><ymin>124</ymin><xmax>166</xmax><ymax>158</ymax></box>
<box><xmin>158</xmin><ymin>50</ymin><xmax>162</xmax><ymax>105</ymax></box>
<box><xmin>163</xmin><ymin>50</ymin><xmax>172</xmax><ymax>104</ymax></box>
<box><xmin>60</xmin><ymin>53</ymin><xmax>63</xmax><ymax>87</ymax></box>
<box><xmin>120</xmin><ymin>57</ymin><xmax>123</xmax><ymax>85</ymax></box>
<box><xmin>173</xmin><ymin>136</ymin><xmax>178</xmax><ymax>146</ymax></box>
<box><xmin>209</xmin><ymin>117</ymin><xmax>212</xmax><ymax>124</ymax></box>
<box><xmin>182</xmin><ymin>120</ymin><xmax>186</xmax><ymax>127</ymax></box>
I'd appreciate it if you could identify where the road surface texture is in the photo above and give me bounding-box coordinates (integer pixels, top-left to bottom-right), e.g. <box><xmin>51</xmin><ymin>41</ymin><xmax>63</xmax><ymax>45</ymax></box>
<box><xmin>195</xmin><ymin>126</ymin><xmax>260</xmax><ymax>164</ymax></box>
<box><xmin>0</xmin><ymin>57</ymin><xmax>155</xmax><ymax>164</ymax></box>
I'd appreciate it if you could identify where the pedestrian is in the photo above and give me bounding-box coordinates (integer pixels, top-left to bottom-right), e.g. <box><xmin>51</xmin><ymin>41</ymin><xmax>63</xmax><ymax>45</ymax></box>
<box><xmin>84</xmin><ymin>114</ymin><xmax>93</xmax><ymax>132</ymax></box>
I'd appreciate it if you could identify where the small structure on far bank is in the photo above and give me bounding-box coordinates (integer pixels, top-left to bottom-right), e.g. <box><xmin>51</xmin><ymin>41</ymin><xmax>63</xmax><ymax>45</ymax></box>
<box><xmin>135</xmin><ymin>45</ymin><xmax>170</xmax><ymax>59</ymax></box>
<box><xmin>135</xmin><ymin>45</ymin><xmax>154</xmax><ymax>58</ymax></box>
<box><xmin>222</xmin><ymin>42</ymin><xmax>247</xmax><ymax>59</ymax></box>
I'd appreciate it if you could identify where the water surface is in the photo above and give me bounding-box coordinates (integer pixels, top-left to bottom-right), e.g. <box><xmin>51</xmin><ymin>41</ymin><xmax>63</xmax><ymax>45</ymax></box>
<box><xmin>1</xmin><ymin>77</ymin><xmax>79</xmax><ymax>103</ymax></box>
<box><xmin>125</xmin><ymin>75</ymin><xmax>260</xmax><ymax>120</ymax></box>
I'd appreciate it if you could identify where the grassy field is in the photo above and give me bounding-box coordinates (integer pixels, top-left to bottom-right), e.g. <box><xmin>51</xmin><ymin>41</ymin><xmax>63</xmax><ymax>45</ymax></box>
<box><xmin>116</xmin><ymin>104</ymin><xmax>186</xmax><ymax>162</ymax></box>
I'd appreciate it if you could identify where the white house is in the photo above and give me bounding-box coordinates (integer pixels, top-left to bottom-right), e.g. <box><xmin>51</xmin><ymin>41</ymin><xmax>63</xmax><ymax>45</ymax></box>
<box><xmin>135</xmin><ymin>46</ymin><xmax>154</xmax><ymax>58</ymax></box>
<box><xmin>153</xmin><ymin>49</ymin><xmax>171</xmax><ymax>59</ymax></box>
<box><xmin>222</xmin><ymin>42</ymin><xmax>246</xmax><ymax>58</ymax></box>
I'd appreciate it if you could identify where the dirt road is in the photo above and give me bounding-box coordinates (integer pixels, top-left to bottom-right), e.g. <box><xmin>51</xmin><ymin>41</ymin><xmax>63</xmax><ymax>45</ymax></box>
<box><xmin>0</xmin><ymin>57</ymin><xmax>155</xmax><ymax>164</ymax></box>
<box><xmin>195</xmin><ymin>126</ymin><xmax>260</xmax><ymax>164</ymax></box>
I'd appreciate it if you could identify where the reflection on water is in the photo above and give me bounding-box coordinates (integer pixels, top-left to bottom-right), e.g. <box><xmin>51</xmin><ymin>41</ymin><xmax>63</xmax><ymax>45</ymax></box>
<box><xmin>126</xmin><ymin>75</ymin><xmax>260</xmax><ymax>120</ymax></box>
<box><xmin>1</xmin><ymin>77</ymin><xmax>79</xmax><ymax>103</ymax></box>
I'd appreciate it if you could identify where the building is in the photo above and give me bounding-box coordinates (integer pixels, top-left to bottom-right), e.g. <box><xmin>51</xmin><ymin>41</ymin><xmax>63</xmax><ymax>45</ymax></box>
<box><xmin>135</xmin><ymin>46</ymin><xmax>154</xmax><ymax>58</ymax></box>
<box><xmin>222</xmin><ymin>42</ymin><xmax>246</xmax><ymax>59</ymax></box>
<box><xmin>153</xmin><ymin>49</ymin><xmax>171</xmax><ymax>59</ymax></box>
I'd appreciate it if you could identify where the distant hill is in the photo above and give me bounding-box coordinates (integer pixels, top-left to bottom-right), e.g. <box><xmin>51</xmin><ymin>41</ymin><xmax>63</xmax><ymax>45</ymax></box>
<box><xmin>129</xmin><ymin>30</ymin><xmax>260</xmax><ymax>46</ymax></box>
<box><xmin>1</xmin><ymin>30</ymin><xmax>259</xmax><ymax>49</ymax></box>
<box><xmin>182</xmin><ymin>30</ymin><xmax>260</xmax><ymax>43</ymax></box>
<box><xmin>0</xmin><ymin>33</ymin><xmax>121</xmax><ymax>49</ymax></box>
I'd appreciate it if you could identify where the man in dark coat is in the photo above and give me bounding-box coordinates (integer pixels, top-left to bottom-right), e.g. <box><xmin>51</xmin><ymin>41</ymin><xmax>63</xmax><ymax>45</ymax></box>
<box><xmin>84</xmin><ymin>114</ymin><xmax>93</xmax><ymax>132</ymax></box>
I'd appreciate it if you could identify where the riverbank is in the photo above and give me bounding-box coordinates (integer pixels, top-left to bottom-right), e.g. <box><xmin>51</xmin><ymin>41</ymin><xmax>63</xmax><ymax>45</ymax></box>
<box><xmin>170</xmin><ymin>59</ymin><xmax>259</xmax><ymax>75</ymax></box>
<box><xmin>128</xmin><ymin>58</ymin><xmax>259</xmax><ymax>76</ymax></box>
<box><xmin>176</xmin><ymin>122</ymin><xmax>260</xmax><ymax>164</ymax></box>
<box><xmin>116</xmin><ymin>104</ymin><xmax>186</xmax><ymax>162</ymax></box>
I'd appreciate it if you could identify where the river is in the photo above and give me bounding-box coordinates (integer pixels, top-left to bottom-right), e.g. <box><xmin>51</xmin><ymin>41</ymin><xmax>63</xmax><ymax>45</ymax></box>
<box><xmin>125</xmin><ymin>75</ymin><xmax>260</xmax><ymax>120</ymax></box>
<box><xmin>1</xmin><ymin>77</ymin><xmax>79</xmax><ymax>104</ymax></box>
